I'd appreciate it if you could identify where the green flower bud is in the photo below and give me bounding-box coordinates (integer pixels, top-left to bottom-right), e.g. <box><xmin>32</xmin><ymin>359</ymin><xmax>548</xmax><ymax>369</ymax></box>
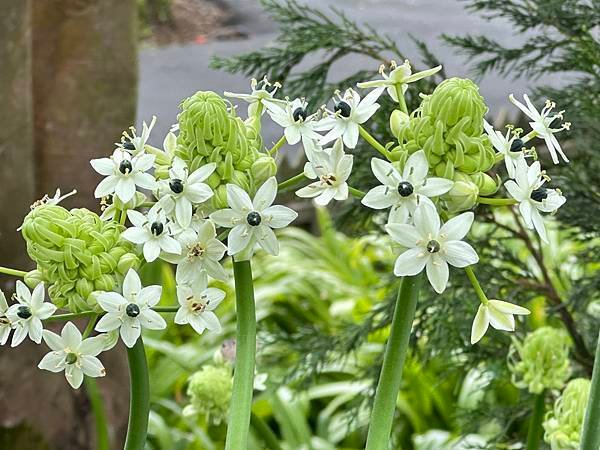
<box><xmin>543</xmin><ymin>378</ymin><xmax>590</xmax><ymax>450</ymax></box>
<box><xmin>420</xmin><ymin>78</ymin><xmax>488</xmax><ymax>133</ymax></box>
<box><xmin>21</xmin><ymin>204</ymin><xmax>137</xmax><ymax>312</ymax></box>
<box><xmin>213</xmin><ymin>185</ymin><xmax>228</xmax><ymax>210</ymax></box>
<box><xmin>390</xmin><ymin>110</ymin><xmax>410</xmax><ymax>138</ymax></box>
<box><xmin>172</xmin><ymin>90</ymin><xmax>271</xmax><ymax>208</ymax></box>
<box><xmin>185</xmin><ymin>365</ymin><xmax>233</xmax><ymax>425</ymax></box>
<box><xmin>469</xmin><ymin>172</ymin><xmax>499</xmax><ymax>196</ymax></box>
<box><xmin>445</xmin><ymin>178</ymin><xmax>479</xmax><ymax>212</ymax></box>
<box><xmin>24</xmin><ymin>270</ymin><xmax>44</xmax><ymax>289</ymax></box>
<box><xmin>394</xmin><ymin>77</ymin><xmax>495</xmax><ymax>194</ymax></box>
<box><xmin>509</xmin><ymin>327</ymin><xmax>572</xmax><ymax>394</ymax></box>
<box><xmin>117</xmin><ymin>252</ymin><xmax>140</xmax><ymax>275</ymax></box>
<box><xmin>251</xmin><ymin>156</ymin><xmax>277</xmax><ymax>185</ymax></box>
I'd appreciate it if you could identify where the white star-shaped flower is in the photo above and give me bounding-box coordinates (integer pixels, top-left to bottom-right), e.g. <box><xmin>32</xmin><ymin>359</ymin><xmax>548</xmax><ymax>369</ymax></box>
<box><xmin>0</xmin><ymin>290</ymin><xmax>12</xmax><ymax>345</ymax></box>
<box><xmin>121</xmin><ymin>209</ymin><xmax>181</xmax><ymax>263</ymax></box>
<box><xmin>38</xmin><ymin>322</ymin><xmax>106</xmax><ymax>389</ymax></box>
<box><xmin>162</xmin><ymin>220</ymin><xmax>228</xmax><ymax>283</ymax></box>
<box><xmin>470</xmin><ymin>299</ymin><xmax>530</xmax><ymax>344</ymax></box>
<box><xmin>174</xmin><ymin>281</ymin><xmax>225</xmax><ymax>335</ymax></box>
<box><xmin>95</xmin><ymin>269</ymin><xmax>166</xmax><ymax>348</ymax></box>
<box><xmin>504</xmin><ymin>159</ymin><xmax>566</xmax><ymax>243</ymax></box>
<box><xmin>209</xmin><ymin>177</ymin><xmax>298</xmax><ymax>260</ymax></box>
<box><xmin>385</xmin><ymin>204</ymin><xmax>479</xmax><ymax>293</ymax></box>
<box><xmin>483</xmin><ymin>120</ymin><xmax>527</xmax><ymax>178</ymax></box>
<box><xmin>266</xmin><ymin>98</ymin><xmax>322</xmax><ymax>147</ymax></box>
<box><xmin>295</xmin><ymin>139</ymin><xmax>353</xmax><ymax>206</ymax></box>
<box><xmin>224</xmin><ymin>77</ymin><xmax>286</xmax><ymax>116</ymax></box>
<box><xmin>156</xmin><ymin>157</ymin><xmax>216</xmax><ymax>228</ymax></box>
<box><xmin>91</xmin><ymin>149</ymin><xmax>157</xmax><ymax>203</ymax></box>
<box><xmin>6</xmin><ymin>281</ymin><xmax>56</xmax><ymax>347</ymax></box>
<box><xmin>509</xmin><ymin>94</ymin><xmax>570</xmax><ymax>164</ymax></box>
<box><xmin>357</xmin><ymin>59</ymin><xmax>442</xmax><ymax>102</ymax></box>
<box><xmin>118</xmin><ymin>116</ymin><xmax>157</xmax><ymax>155</ymax></box>
<box><xmin>361</xmin><ymin>150</ymin><xmax>453</xmax><ymax>223</ymax></box>
<box><xmin>316</xmin><ymin>87</ymin><xmax>384</xmax><ymax>148</ymax></box>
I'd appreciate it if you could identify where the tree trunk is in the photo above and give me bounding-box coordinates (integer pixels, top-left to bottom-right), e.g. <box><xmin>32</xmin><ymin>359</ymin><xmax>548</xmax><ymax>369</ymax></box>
<box><xmin>0</xmin><ymin>1</ymin><xmax>138</xmax><ymax>449</ymax></box>
<box><xmin>0</xmin><ymin>0</ymin><xmax>35</xmax><ymax>274</ymax></box>
<box><xmin>32</xmin><ymin>0</ymin><xmax>138</xmax><ymax>210</ymax></box>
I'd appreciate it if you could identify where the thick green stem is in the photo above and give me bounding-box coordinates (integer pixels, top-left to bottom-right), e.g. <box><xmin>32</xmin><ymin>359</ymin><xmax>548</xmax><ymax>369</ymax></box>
<box><xmin>124</xmin><ymin>338</ymin><xmax>150</xmax><ymax>450</ymax></box>
<box><xmin>224</xmin><ymin>260</ymin><xmax>257</xmax><ymax>450</ymax></box>
<box><xmin>477</xmin><ymin>196</ymin><xmax>518</xmax><ymax>206</ymax></box>
<box><xmin>365</xmin><ymin>275</ymin><xmax>421</xmax><ymax>450</ymax></box>
<box><xmin>250</xmin><ymin>412</ymin><xmax>282</xmax><ymax>450</ymax></box>
<box><xmin>358</xmin><ymin>125</ymin><xmax>392</xmax><ymax>160</ymax></box>
<box><xmin>395</xmin><ymin>85</ymin><xmax>408</xmax><ymax>114</ymax></box>
<box><xmin>581</xmin><ymin>331</ymin><xmax>600</xmax><ymax>449</ymax></box>
<box><xmin>85</xmin><ymin>377</ymin><xmax>111</xmax><ymax>450</ymax></box>
<box><xmin>0</xmin><ymin>266</ymin><xmax>27</xmax><ymax>277</ymax></box>
<box><xmin>525</xmin><ymin>392</ymin><xmax>545</xmax><ymax>450</ymax></box>
<box><xmin>278</xmin><ymin>173</ymin><xmax>306</xmax><ymax>192</ymax></box>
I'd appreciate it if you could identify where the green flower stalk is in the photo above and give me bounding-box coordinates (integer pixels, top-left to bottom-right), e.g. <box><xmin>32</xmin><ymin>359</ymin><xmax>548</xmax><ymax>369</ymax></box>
<box><xmin>183</xmin><ymin>365</ymin><xmax>233</xmax><ymax>425</ymax></box>
<box><xmin>391</xmin><ymin>77</ymin><xmax>498</xmax><ymax>211</ymax></box>
<box><xmin>21</xmin><ymin>204</ymin><xmax>139</xmax><ymax>312</ymax></box>
<box><xmin>509</xmin><ymin>327</ymin><xmax>572</xmax><ymax>394</ymax></box>
<box><xmin>543</xmin><ymin>378</ymin><xmax>591</xmax><ymax>450</ymax></box>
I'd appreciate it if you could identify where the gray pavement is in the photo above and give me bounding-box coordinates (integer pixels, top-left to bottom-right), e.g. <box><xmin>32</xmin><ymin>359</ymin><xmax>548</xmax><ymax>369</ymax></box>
<box><xmin>137</xmin><ymin>0</ymin><xmax>557</xmax><ymax>154</ymax></box>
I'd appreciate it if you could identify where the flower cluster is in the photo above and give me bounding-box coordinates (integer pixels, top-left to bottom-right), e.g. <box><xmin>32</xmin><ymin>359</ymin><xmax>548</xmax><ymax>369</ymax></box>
<box><xmin>225</xmin><ymin>59</ymin><xmax>569</xmax><ymax>343</ymax></box>
<box><xmin>508</xmin><ymin>327</ymin><xmax>572</xmax><ymax>394</ymax></box>
<box><xmin>0</xmin><ymin>54</ymin><xmax>572</xmax><ymax>393</ymax></box>
<box><xmin>543</xmin><ymin>378</ymin><xmax>590</xmax><ymax>450</ymax></box>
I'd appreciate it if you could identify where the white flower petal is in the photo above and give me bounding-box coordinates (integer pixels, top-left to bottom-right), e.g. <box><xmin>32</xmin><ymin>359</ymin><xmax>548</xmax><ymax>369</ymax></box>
<box><xmin>426</xmin><ymin>257</ymin><xmax>449</xmax><ymax>293</ymax></box>
<box><xmin>227</xmin><ymin>184</ymin><xmax>254</xmax><ymax>212</ymax></box>
<box><xmin>393</xmin><ymin>247</ymin><xmax>428</xmax><ymax>276</ymax></box>
<box><xmin>38</xmin><ymin>351</ymin><xmax>66</xmax><ymax>373</ymax></box>
<box><xmin>253</xmin><ymin>177</ymin><xmax>278</xmax><ymax>211</ymax></box>
<box><xmin>470</xmin><ymin>304</ymin><xmax>490</xmax><ymax>344</ymax></box>
<box><xmin>440</xmin><ymin>212</ymin><xmax>474</xmax><ymax>241</ymax></box>
<box><xmin>262</xmin><ymin>205</ymin><xmax>298</xmax><ymax>229</ymax></box>
<box><xmin>123</xmin><ymin>269</ymin><xmax>142</xmax><ymax>300</ymax></box>
<box><xmin>385</xmin><ymin>223</ymin><xmax>421</xmax><ymax>248</ymax></box>
<box><xmin>443</xmin><ymin>241</ymin><xmax>479</xmax><ymax>268</ymax></box>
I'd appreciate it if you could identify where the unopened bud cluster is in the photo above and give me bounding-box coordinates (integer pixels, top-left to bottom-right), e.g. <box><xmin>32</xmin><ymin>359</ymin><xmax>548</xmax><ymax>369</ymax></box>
<box><xmin>21</xmin><ymin>204</ymin><xmax>139</xmax><ymax>311</ymax></box>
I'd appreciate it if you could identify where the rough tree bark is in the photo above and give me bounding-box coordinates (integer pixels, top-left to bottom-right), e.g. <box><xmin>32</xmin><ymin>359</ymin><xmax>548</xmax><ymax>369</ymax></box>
<box><xmin>0</xmin><ymin>1</ymin><xmax>138</xmax><ymax>449</ymax></box>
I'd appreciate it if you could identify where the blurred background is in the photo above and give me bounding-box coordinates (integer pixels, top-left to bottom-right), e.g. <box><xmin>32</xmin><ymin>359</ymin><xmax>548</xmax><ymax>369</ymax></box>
<box><xmin>1</xmin><ymin>1</ymin><xmax>597</xmax><ymax>449</ymax></box>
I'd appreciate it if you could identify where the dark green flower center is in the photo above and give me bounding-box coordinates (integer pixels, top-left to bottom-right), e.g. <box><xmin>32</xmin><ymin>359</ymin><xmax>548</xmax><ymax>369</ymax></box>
<box><xmin>126</xmin><ymin>303</ymin><xmax>140</xmax><ymax>318</ymax></box>
<box><xmin>17</xmin><ymin>306</ymin><xmax>32</xmax><ymax>319</ymax></box>
<box><xmin>426</xmin><ymin>240</ymin><xmax>441</xmax><ymax>253</ymax></box>
<box><xmin>292</xmin><ymin>107</ymin><xmax>308</xmax><ymax>122</ymax></box>
<box><xmin>334</xmin><ymin>101</ymin><xmax>352</xmax><ymax>118</ymax></box>
<box><xmin>510</xmin><ymin>138</ymin><xmax>524</xmax><ymax>152</ymax></box>
<box><xmin>119</xmin><ymin>160</ymin><xmax>133</xmax><ymax>174</ymax></box>
<box><xmin>150</xmin><ymin>221</ymin><xmax>164</xmax><ymax>236</ymax></box>
<box><xmin>397</xmin><ymin>181</ymin><xmax>414</xmax><ymax>197</ymax></box>
<box><xmin>246</xmin><ymin>211</ymin><xmax>262</xmax><ymax>226</ymax></box>
<box><xmin>122</xmin><ymin>140</ymin><xmax>136</xmax><ymax>151</ymax></box>
<box><xmin>530</xmin><ymin>188</ymin><xmax>548</xmax><ymax>202</ymax></box>
<box><xmin>65</xmin><ymin>352</ymin><xmax>78</xmax><ymax>365</ymax></box>
<box><xmin>169</xmin><ymin>178</ymin><xmax>184</xmax><ymax>194</ymax></box>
